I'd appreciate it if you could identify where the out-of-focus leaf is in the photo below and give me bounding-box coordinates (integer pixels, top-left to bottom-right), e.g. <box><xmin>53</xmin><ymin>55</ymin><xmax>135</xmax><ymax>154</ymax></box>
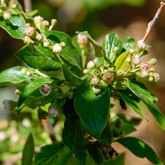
<box><xmin>0</xmin><ymin>66</ymin><xmax>30</xmax><ymax>85</ymax></box>
<box><xmin>35</xmin><ymin>143</ymin><xmax>72</xmax><ymax>165</ymax></box>
<box><xmin>0</xmin><ymin>15</ymin><xmax>25</xmax><ymax>39</ymax></box>
<box><xmin>74</xmin><ymin>84</ymin><xmax>110</xmax><ymax>137</ymax></box>
<box><xmin>22</xmin><ymin>133</ymin><xmax>34</xmax><ymax>165</ymax></box>
<box><xmin>117</xmin><ymin>137</ymin><xmax>162</xmax><ymax>164</ymax></box>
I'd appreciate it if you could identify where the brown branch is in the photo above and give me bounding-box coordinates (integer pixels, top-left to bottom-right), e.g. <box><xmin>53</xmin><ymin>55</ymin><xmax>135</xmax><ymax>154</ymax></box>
<box><xmin>142</xmin><ymin>2</ymin><xmax>165</xmax><ymax>43</ymax></box>
<box><xmin>23</xmin><ymin>0</ymin><xmax>32</xmax><ymax>12</ymax></box>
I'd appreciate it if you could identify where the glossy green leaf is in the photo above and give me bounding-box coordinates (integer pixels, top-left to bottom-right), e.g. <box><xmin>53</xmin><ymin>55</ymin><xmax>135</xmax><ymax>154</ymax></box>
<box><xmin>74</xmin><ymin>84</ymin><xmax>110</xmax><ymax>137</ymax></box>
<box><xmin>103</xmin><ymin>33</ymin><xmax>122</xmax><ymax>63</ymax></box>
<box><xmin>114</xmin><ymin>51</ymin><xmax>131</xmax><ymax>70</ymax></box>
<box><xmin>22</xmin><ymin>133</ymin><xmax>34</xmax><ymax>165</ymax></box>
<box><xmin>127</xmin><ymin>79</ymin><xmax>165</xmax><ymax>129</ymax></box>
<box><xmin>16</xmin><ymin>44</ymin><xmax>62</xmax><ymax>71</ymax></box>
<box><xmin>0</xmin><ymin>66</ymin><xmax>30</xmax><ymax>85</ymax></box>
<box><xmin>122</xmin><ymin>37</ymin><xmax>136</xmax><ymax>51</ymax></box>
<box><xmin>44</xmin><ymin>30</ymin><xmax>82</xmax><ymax>69</ymax></box>
<box><xmin>63</xmin><ymin>99</ymin><xmax>86</xmax><ymax>165</ymax></box>
<box><xmin>120</xmin><ymin>90</ymin><xmax>144</xmax><ymax>118</ymax></box>
<box><xmin>35</xmin><ymin>143</ymin><xmax>72</xmax><ymax>165</ymax></box>
<box><xmin>117</xmin><ymin>137</ymin><xmax>162</xmax><ymax>164</ymax></box>
<box><xmin>18</xmin><ymin>77</ymin><xmax>54</xmax><ymax>107</ymax></box>
<box><xmin>103</xmin><ymin>153</ymin><xmax>125</xmax><ymax>165</ymax></box>
<box><xmin>62</xmin><ymin>65</ymin><xmax>84</xmax><ymax>86</ymax></box>
<box><xmin>0</xmin><ymin>15</ymin><xmax>25</xmax><ymax>39</ymax></box>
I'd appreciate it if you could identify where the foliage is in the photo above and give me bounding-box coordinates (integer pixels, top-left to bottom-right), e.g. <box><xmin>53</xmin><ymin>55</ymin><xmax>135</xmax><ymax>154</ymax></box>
<box><xmin>0</xmin><ymin>0</ymin><xmax>164</xmax><ymax>164</ymax></box>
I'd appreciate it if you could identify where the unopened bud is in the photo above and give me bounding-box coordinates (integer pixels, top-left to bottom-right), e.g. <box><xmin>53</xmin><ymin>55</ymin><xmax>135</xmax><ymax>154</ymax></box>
<box><xmin>103</xmin><ymin>71</ymin><xmax>113</xmax><ymax>84</ymax></box>
<box><xmin>148</xmin><ymin>76</ymin><xmax>154</xmax><ymax>82</ymax></box>
<box><xmin>34</xmin><ymin>16</ymin><xmax>43</xmax><ymax>30</ymax></box>
<box><xmin>140</xmin><ymin>61</ymin><xmax>150</xmax><ymax>70</ymax></box>
<box><xmin>92</xmin><ymin>86</ymin><xmax>101</xmax><ymax>94</ymax></box>
<box><xmin>83</xmin><ymin>69</ymin><xmax>88</xmax><ymax>74</ymax></box>
<box><xmin>137</xmin><ymin>40</ymin><xmax>146</xmax><ymax>49</ymax></box>
<box><xmin>126</xmin><ymin>57</ymin><xmax>131</xmax><ymax>63</ymax></box>
<box><xmin>141</xmin><ymin>70</ymin><xmax>149</xmax><ymax>77</ymax></box>
<box><xmin>42</xmin><ymin>20</ymin><xmax>49</xmax><ymax>29</ymax></box>
<box><xmin>25</xmin><ymin>26</ymin><xmax>36</xmax><ymax>37</ymax></box>
<box><xmin>87</xmin><ymin>61</ymin><xmax>95</xmax><ymax>69</ymax></box>
<box><xmin>15</xmin><ymin>89</ymin><xmax>21</xmax><ymax>95</ymax></box>
<box><xmin>77</xmin><ymin>33</ymin><xmax>88</xmax><ymax>46</ymax></box>
<box><xmin>129</xmin><ymin>49</ymin><xmax>135</xmax><ymax>54</ymax></box>
<box><xmin>36</xmin><ymin>32</ymin><xmax>43</xmax><ymax>40</ymax></box>
<box><xmin>52</xmin><ymin>43</ymin><xmax>62</xmax><ymax>54</ymax></box>
<box><xmin>23</xmin><ymin>36</ymin><xmax>34</xmax><ymax>44</ymax></box>
<box><xmin>3</xmin><ymin>12</ymin><xmax>11</xmax><ymax>20</ymax></box>
<box><xmin>116</xmin><ymin>70</ymin><xmax>124</xmax><ymax>76</ymax></box>
<box><xmin>39</xmin><ymin>83</ymin><xmax>52</xmax><ymax>96</ymax></box>
<box><xmin>43</xmin><ymin>41</ymin><xmax>49</xmax><ymax>47</ymax></box>
<box><xmin>90</xmin><ymin>77</ymin><xmax>100</xmax><ymax>86</ymax></box>
<box><xmin>148</xmin><ymin>58</ymin><xmax>157</xmax><ymax>65</ymax></box>
<box><xmin>153</xmin><ymin>73</ymin><xmax>160</xmax><ymax>82</ymax></box>
<box><xmin>133</xmin><ymin>57</ymin><xmax>140</xmax><ymax>65</ymax></box>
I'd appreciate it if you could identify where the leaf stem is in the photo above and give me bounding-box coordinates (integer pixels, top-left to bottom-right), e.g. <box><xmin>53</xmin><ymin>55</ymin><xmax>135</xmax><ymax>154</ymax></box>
<box><xmin>142</xmin><ymin>2</ymin><xmax>165</xmax><ymax>43</ymax></box>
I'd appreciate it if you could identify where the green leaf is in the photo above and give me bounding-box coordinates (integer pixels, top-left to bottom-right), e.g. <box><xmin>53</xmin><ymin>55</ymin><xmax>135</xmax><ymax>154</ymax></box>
<box><xmin>16</xmin><ymin>44</ymin><xmax>62</xmax><ymax>71</ymax></box>
<box><xmin>0</xmin><ymin>66</ymin><xmax>30</xmax><ymax>85</ymax></box>
<box><xmin>22</xmin><ymin>133</ymin><xmax>34</xmax><ymax>165</ymax></box>
<box><xmin>117</xmin><ymin>137</ymin><xmax>162</xmax><ymax>164</ymax></box>
<box><xmin>18</xmin><ymin>77</ymin><xmax>54</xmax><ymax>107</ymax></box>
<box><xmin>103</xmin><ymin>153</ymin><xmax>125</xmax><ymax>165</ymax></box>
<box><xmin>63</xmin><ymin>99</ymin><xmax>86</xmax><ymax>165</ymax></box>
<box><xmin>74</xmin><ymin>84</ymin><xmax>110</xmax><ymax>137</ymax></box>
<box><xmin>103</xmin><ymin>33</ymin><xmax>122</xmax><ymax>63</ymax></box>
<box><xmin>127</xmin><ymin>79</ymin><xmax>165</xmax><ymax>129</ymax></box>
<box><xmin>120</xmin><ymin>90</ymin><xmax>144</xmax><ymax>118</ymax></box>
<box><xmin>35</xmin><ymin>143</ymin><xmax>72</xmax><ymax>165</ymax></box>
<box><xmin>44</xmin><ymin>30</ymin><xmax>82</xmax><ymax>70</ymax></box>
<box><xmin>114</xmin><ymin>51</ymin><xmax>131</xmax><ymax>71</ymax></box>
<box><xmin>87</xmin><ymin>143</ymin><xmax>104</xmax><ymax>164</ymax></box>
<box><xmin>0</xmin><ymin>15</ymin><xmax>25</xmax><ymax>39</ymax></box>
<box><xmin>122</xmin><ymin>37</ymin><xmax>136</xmax><ymax>51</ymax></box>
<box><xmin>62</xmin><ymin>65</ymin><xmax>84</xmax><ymax>86</ymax></box>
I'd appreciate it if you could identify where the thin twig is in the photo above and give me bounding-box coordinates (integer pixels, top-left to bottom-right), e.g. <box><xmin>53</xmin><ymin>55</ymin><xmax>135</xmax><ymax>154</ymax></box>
<box><xmin>23</xmin><ymin>0</ymin><xmax>32</xmax><ymax>12</ymax></box>
<box><xmin>142</xmin><ymin>2</ymin><xmax>165</xmax><ymax>43</ymax></box>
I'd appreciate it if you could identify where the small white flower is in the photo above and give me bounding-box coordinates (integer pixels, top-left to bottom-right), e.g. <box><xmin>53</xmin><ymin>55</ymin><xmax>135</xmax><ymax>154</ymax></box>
<box><xmin>141</xmin><ymin>70</ymin><xmax>149</xmax><ymax>77</ymax></box>
<box><xmin>25</xmin><ymin>26</ymin><xmax>36</xmax><ymax>37</ymax></box>
<box><xmin>52</xmin><ymin>43</ymin><xmax>62</xmax><ymax>54</ymax></box>
<box><xmin>137</xmin><ymin>40</ymin><xmax>146</xmax><ymax>49</ymax></box>
<box><xmin>90</xmin><ymin>77</ymin><xmax>100</xmax><ymax>86</ymax></box>
<box><xmin>43</xmin><ymin>41</ymin><xmax>49</xmax><ymax>47</ymax></box>
<box><xmin>36</xmin><ymin>32</ymin><xmax>43</xmax><ymax>40</ymax></box>
<box><xmin>3</xmin><ymin>11</ymin><xmax>11</xmax><ymax>20</ymax></box>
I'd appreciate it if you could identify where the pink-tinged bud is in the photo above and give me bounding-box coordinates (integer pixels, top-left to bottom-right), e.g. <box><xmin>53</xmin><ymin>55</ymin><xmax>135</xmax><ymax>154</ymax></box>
<box><xmin>140</xmin><ymin>61</ymin><xmax>150</xmax><ymax>70</ymax></box>
<box><xmin>103</xmin><ymin>71</ymin><xmax>113</xmax><ymax>84</ymax></box>
<box><xmin>52</xmin><ymin>43</ymin><xmax>62</xmax><ymax>54</ymax></box>
<box><xmin>25</xmin><ymin>26</ymin><xmax>36</xmax><ymax>37</ymax></box>
<box><xmin>77</xmin><ymin>33</ymin><xmax>88</xmax><ymax>46</ymax></box>
<box><xmin>137</xmin><ymin>40</ymin><xmax>146</xmax><ymax>49</ymax></box>
<box><xmin>148</xmin><ymin>58</ymin><xmax>157</xmax><ymax>65</ymax></box>
<box><xmin>48</xmin><ymin>106</ymin><xmax>58</xmax><ymax>117</ymax></box>
<box><xmin>42</xmin><ymin>20</ymin><xmax>49</xmax><ymax>28</ymax></box>
<box><xmin>39</xmin><ymin>83</ymin><xmax>52</xmax><ymax>96</ymax></box>
<box><xmin>90</xmin><ymin>77</ymin><xmax>100</xmax><ymax>86</ymax></box>
<box><xmin>3</xmin><ymin>11</ymin><xmax>11</xmax><ymax>20</ymax></box>
<box><xmin>133</xmin><ymin>57</ymin><xmax>140</xmax><ymax>65</ymax></box>
<box><xmin>87</xmin><ymin>61</ymin><xmax>95</xmax><ymax>69</ymax></box>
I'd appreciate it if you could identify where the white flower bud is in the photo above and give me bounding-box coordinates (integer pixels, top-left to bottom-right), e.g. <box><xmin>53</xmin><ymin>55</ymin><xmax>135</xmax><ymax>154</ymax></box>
<box><xmin>126</xmin><ymin>57</ymin><xmax>131</xmax><ymax>63</ymax></box>
<box><xmin>141</xmin><ymin>70</ymin><xmax>149</xmax><ymax>77</ymax></box>
<box><xmin>83</xmin><ymin>69</ymin><xmax>88</xmax><ymax>74</ymax></box>
<box><xmin>34</xmin><ymin>16</ymin><xmax>43</xmax><ymax>30</ymax></box>
<box><xmin>43</xmin><ymin>41</ymin><xmax>49</xmax><ymax>47</ymax></box>
<box><xmin>148</xmin><ymin>58</ymin><xmax>157</xmax><ymax>65</ymax></box>
<box><xmin>87</xmin><ymin>61</ymin><xmax>95</xmax><ymax>69</ymax></box>
<box><xmin>36</xmin><ymin>32</ymin><xmax>43</xmax><ymax>40</ymax></box>
<box><xmin>148</xmin><ymin>76</ymin><xmax>154</xmax><ymax>82</ymax></box>
<box><xmin>52</xmin><ymin>43</ymin><xmax>62</xmax><ymax>54</ymax></box>
<box><xmin>140</xmin><ymin>61</ymin><xmax>150</xmax><ymax>70</ymax></box>
<box><xmin>77</xmin><ymin>33</ymin><xmax>88</xmax><ymax>46</ymax></box>
<box><xmin>90</xmin><ymin>77</ymin><xmax>100</xmax><ymax>86</ymax></box>
<box><xmin>137</xmin><ymin>40</ymin><xmax>146</xmax><ymax>49</ymax></box>
<box><xmin>92</xmin><ymin>86</ymin><xmax>101</xmax><ymax>94</ymax></box>
<box><xmin>42</xmin><ymin>20</ymin><xmax>49</xmax><ymax>28</ymax></box>
<box><xmin>3</xmin><ymin>11</ymin><xmax>11</xmax><ymax>20</ymax></box>
<box><xmin>153</xmin><ymin>73</ymin><xmax>160</xmax><ymax>82</ymax></box>
<box><xmin>23</xmin><ymin>36</ymin><xmax>34</xmax><ymax>44</ymax></box>
<box><xmin>129</xmin><ymin>49</ymin><xmax>135</xmax><ymax>54</ymax></box>
<box><xmin>133</xmin><ymin>57</ymin><xmax>140</xmax><ymax>65</ymax></box>
<box><xmin>39</xmin><ymin>83</ymin><xmax>52</xmax><ymax>96</ymax></box>
<box><xmin>25</xmin><ymin>26</ymin><xmax>36</xmax><ymax>37</ymax></box>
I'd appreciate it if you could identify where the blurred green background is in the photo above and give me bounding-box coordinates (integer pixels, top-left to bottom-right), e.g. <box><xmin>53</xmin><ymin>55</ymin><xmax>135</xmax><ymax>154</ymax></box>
<box><xmin>0</xmin><ymin>0</ymin><xmax>165</xmax><ymax>164</ymax></box>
